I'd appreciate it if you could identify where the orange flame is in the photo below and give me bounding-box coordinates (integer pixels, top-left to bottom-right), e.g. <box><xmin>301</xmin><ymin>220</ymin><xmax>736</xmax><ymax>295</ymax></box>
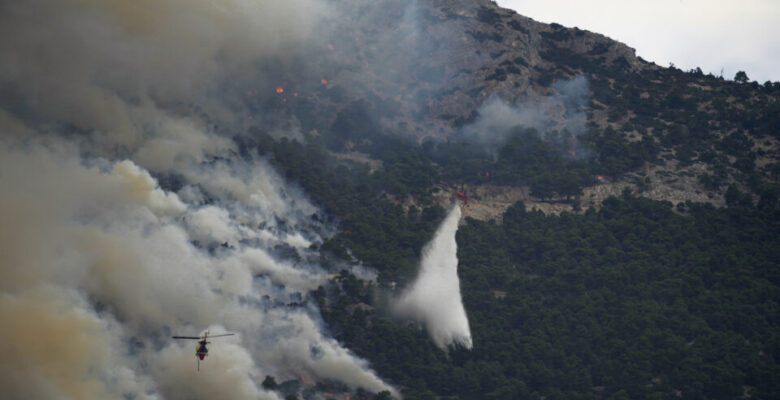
<box><xmin>327</xmin><ymin>43</ymin><xmax>334</xmax><ymax>50</ymax></box>
<box><xmin>276</xmin><ymin>87</ymin><xmax>284</xmax><ymax>94</ymax></box>
<box><xmin>320</xmin><ymin>78</ymin><xmax>328</xmax><ymax>85</ymax></box>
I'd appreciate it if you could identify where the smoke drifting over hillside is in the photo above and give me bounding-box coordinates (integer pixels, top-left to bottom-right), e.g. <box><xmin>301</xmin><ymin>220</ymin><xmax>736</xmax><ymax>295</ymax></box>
<box><xmin>394</xmin><ymin>205</ymin><xmax>473</xmax><ymax>350</ymax></box>
<box><xmin>0</xmin><ymin>0</ymin><xmax>398</xmax><ymax>399</ymax></box>
<box><xmin>461</xmin><ymin>75</ymin><xmax>590</xmax><ymax>153</ymax></box>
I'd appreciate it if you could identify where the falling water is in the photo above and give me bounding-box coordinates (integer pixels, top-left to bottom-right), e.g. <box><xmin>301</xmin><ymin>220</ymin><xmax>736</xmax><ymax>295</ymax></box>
<box><xmin>394</xmin><ymin>204</ymin><xmax>472</xmax><ymax>350</ymax></box>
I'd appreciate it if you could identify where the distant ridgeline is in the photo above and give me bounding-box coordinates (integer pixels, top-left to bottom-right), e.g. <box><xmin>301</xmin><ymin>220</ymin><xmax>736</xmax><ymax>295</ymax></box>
<box><xmin>249</xmin><ymin>0</ymin><xmax>779</xmax><ymax>208</ymax></box>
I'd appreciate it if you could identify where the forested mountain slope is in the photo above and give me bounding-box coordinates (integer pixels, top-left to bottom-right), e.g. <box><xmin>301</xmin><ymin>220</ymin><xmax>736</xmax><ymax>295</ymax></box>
<box><xmin>238</xmin><ymin>1</ymin><xmax>780</xmax><ymax>399</ymax></box>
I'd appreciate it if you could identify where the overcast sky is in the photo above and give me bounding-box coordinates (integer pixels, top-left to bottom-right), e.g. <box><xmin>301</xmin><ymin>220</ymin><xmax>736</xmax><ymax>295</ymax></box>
<box><xmin>496</xmin><ymin>0</ymin><xmax>780</xmax><ymax>83</ymax></box>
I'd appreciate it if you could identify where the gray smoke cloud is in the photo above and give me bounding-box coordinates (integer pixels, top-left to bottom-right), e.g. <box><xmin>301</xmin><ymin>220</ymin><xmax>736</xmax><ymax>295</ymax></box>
<box><xmin>0</xmin><ymin>139</ymin><xmax>398</xmax><ymax>399</ymax></box>
<box><xmin>0</xmin><ymin>0</ymin><xmax>399</xmax><ymax>398</ymax></box>
<box><xmin>461</xmin><ymin>75</ymin><xmax>590</xmax><ymax>154</ymax></box>
<box><xmin>393</xmin><ymin>204</ymin><xmax>472</xmax><ymax>350</ymax></box>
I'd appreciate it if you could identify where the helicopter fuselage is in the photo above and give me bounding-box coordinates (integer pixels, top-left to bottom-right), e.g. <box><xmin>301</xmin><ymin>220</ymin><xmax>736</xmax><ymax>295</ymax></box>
<box><xmin>196</xmin><ymin>340</ymin><xmax>208</xmax><ymax>360</ymax></box>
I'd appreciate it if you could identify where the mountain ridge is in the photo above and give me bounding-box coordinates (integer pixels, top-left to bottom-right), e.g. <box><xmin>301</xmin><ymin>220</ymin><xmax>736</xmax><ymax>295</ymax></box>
<box><xmin>284</xmin><ymin>0</ymin><xmax>778</xmax><ymax>217</ymax></box>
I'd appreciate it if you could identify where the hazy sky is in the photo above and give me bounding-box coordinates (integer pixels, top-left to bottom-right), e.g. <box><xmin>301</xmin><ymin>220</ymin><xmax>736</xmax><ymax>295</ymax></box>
<box><xmin>496</xmin><ymin>0</ymin><xmax>780</xmax><ymax>83</ymax></box>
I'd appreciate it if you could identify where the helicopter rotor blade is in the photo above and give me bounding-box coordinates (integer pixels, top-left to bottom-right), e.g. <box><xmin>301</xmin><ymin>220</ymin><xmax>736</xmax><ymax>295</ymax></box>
<box><xmin>172</xmin><ymin>336</ymin><xmax>201</xmax><ymax>339</ymax></box>
<box><xmin>207</xmin><ymin>333</ymin><xmax>235</xmax><ymax>338</ymax></box>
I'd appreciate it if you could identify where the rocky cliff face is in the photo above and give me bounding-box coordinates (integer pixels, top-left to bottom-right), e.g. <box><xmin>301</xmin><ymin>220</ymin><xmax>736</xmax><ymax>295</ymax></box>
<box><xmin>252</xmin><ymin>0</ymin><xmax>779</xmax><ymax>218</ymax></box>
<box><xmin>312</xmin><ymin>0</ymin><xmax>648</xmax><ymax>139</ymax></box>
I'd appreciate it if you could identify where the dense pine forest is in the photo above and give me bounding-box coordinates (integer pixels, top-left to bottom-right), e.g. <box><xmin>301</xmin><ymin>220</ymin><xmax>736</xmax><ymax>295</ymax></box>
<box><xmin>327</xmin><ymin>195</ymin><xmax>779</xmax><ymax>399</ymax></box>
<box><xmin>237</xmin><ymin>100</ymin><xmax>779</xmax><ymax>399</ymax></box>
<box><xmin>230</xmin><ymin>9</ymin><xmax>780</xmax><ymax>392</ymax></box>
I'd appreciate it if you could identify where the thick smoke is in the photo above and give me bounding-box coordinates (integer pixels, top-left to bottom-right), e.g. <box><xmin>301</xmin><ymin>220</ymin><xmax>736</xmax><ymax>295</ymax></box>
<box><xmin>0</xmin><ymin>0</ymin><xmax>398</xmax><ymax>399</ymax></box>
<box><xmin>461</xmin><ymin>75</ymin><xmax>590</xmax><ymax>154</ymax></box>
<box><xmin>0</xmin><ymin>0</ymin><xmax>332</xmax><ymax>176</ymax></box>
<box><xmin>393</xmin><ymin>205</ymin><xmax>472</xmax><ymax>350</ymax></box>
<box><xmin>0</xmin><ymin>140</ymin><xmax>398</xmax><ymax>399</ymax></box>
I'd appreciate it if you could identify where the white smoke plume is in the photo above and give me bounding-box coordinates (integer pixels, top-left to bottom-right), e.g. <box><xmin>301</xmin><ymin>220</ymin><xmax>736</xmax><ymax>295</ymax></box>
<box><xmin>461</xmin><ymin>75</ymin><xmax>591</xmax><ymax>154</ymax></box>
<box><xmin>393</xmin><ymin>204</ymin><xmax>473</xmax><ymax>350</ymax></box>
<box><xmin>0</xmin><ymin>0</ymin><xmax>399</xmax><ymax>398</ymax></box>
<box><xmin>0</xmin><ymin>140</ymin><xmax>398</xmax><ymax>399</ymax></box>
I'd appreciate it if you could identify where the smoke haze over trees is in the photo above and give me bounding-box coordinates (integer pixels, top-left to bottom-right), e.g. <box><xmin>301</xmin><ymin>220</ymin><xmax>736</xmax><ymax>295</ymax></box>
<box><xmin>1</xmin><ymin>0</ymin><xmax>779</xmax><ymax>399</ymax></box>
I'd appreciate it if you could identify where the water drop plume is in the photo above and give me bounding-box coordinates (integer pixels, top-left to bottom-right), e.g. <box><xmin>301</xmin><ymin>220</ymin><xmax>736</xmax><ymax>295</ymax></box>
<box><xmin>394</xmin><ymin>204</ymin><xmax>472</xmax><ymax>350</ymax></box>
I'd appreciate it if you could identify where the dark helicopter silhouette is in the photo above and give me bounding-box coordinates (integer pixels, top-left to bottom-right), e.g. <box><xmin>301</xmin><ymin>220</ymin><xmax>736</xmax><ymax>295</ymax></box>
<box><xmin>172</xmin><ymin>331</ymin><xmax>235</xmax><ymax>371</ymax></box>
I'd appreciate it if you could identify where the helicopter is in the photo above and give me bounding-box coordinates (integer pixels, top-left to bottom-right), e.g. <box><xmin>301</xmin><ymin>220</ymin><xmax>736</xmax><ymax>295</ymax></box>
<box><xmin>172</xmin><ymin>330</ymin><xmax>235</xmax><ymax>371</ymax></box>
